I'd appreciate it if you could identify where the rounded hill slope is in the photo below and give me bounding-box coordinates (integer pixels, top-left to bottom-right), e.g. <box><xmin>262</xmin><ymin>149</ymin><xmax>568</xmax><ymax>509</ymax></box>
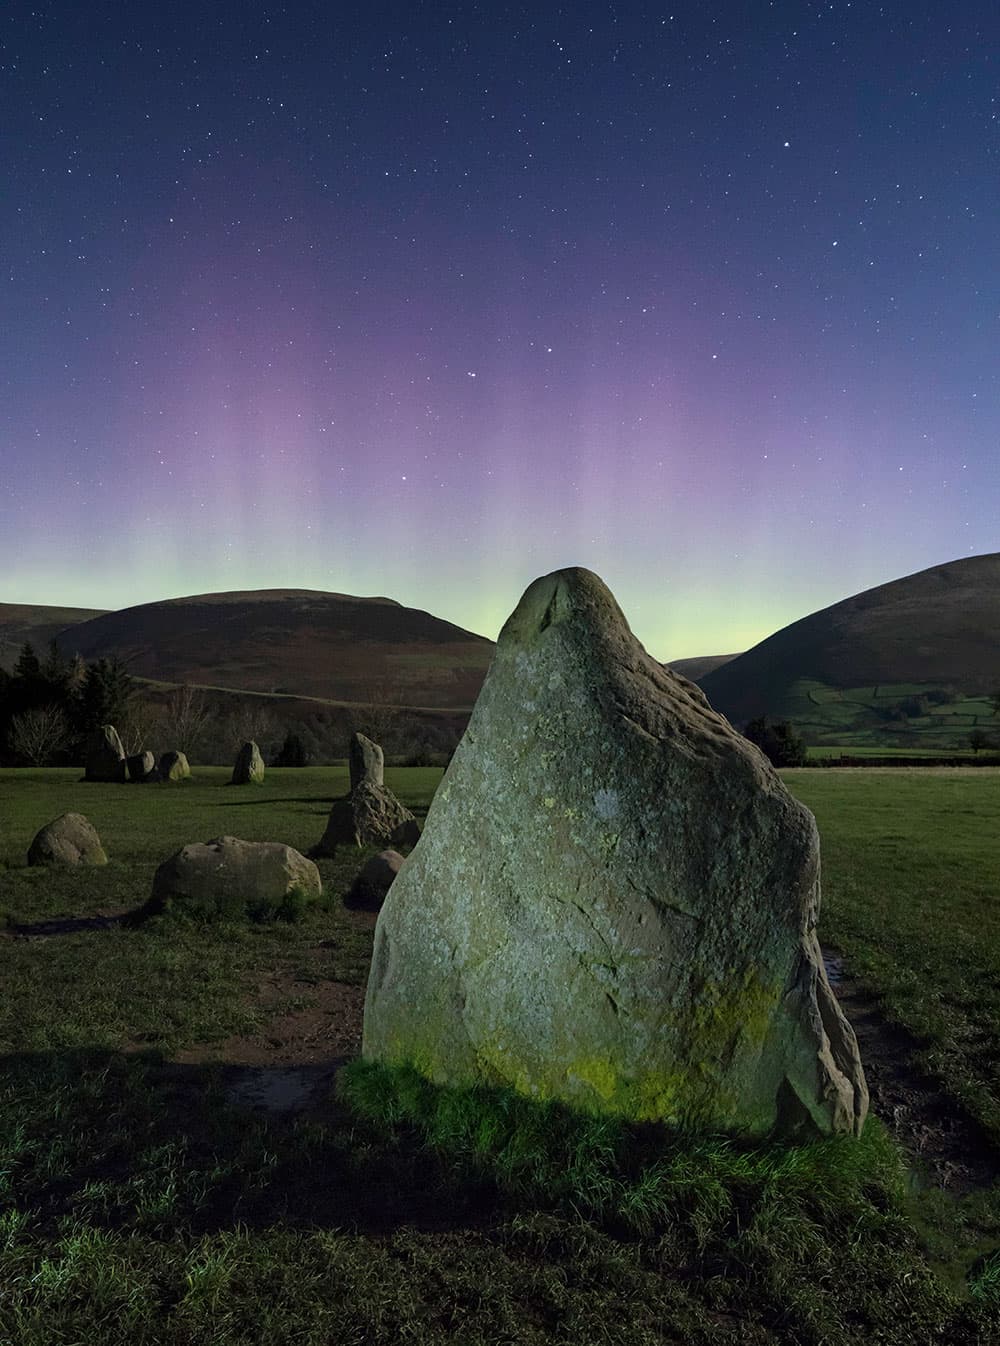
<box><xmin>56</xmin><ymin>589</ymin><xmax>494</xmax><ymax>706</ymax></box>
<box><xmin>699</xmin><ymin>553</ymin><xmax>1000</xmax><ymax>726</ymax></box>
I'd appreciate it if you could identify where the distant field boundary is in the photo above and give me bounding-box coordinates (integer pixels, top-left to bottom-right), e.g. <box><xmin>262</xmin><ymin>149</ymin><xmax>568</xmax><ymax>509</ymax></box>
<box><xmin>811</xmin><ymin>754</ymin><xmax>1000</xmax><ymax>768</ymax></box>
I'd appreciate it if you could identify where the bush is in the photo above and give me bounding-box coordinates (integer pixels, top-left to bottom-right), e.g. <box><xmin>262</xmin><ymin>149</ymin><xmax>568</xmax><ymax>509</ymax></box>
<box><xmin>273</xmin><ymin>730</ymin><xmax>309</xmax><ymax>767</ymax></box>
<box><xmin>924</xmin><ymin>686</ymin><xmax>956</xmax><ymax>706</ymax></box>
<box><xmin>898</xmin><ymin>695</ymin><xmax>930</xmax><ymax>718</ymax></box>
<box><xmin>742</xmin><ymin>716</ymin><xmax>808</xmax><ymax>767</ymax></box>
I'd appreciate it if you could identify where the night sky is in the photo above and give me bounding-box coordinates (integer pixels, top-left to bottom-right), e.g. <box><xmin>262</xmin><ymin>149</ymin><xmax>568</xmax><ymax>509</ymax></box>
<box><xmin>2</xmin><ymin>2</ymin><xmax>997</xmax><ymax>658</ymax></box>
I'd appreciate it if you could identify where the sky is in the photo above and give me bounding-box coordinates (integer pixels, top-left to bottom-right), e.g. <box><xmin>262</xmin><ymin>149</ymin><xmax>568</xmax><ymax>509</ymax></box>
<box><xmin>2</xmin><ymin>1</ymin><xmax>997</xmax><ymax>660</ymax></box>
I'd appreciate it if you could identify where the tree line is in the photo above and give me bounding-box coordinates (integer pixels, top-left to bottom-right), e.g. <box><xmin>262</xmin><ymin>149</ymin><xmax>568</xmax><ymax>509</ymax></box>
<box><xmin>0</xmin><ymin>641</ymin><xmax>462</xmax><ymax>768</ymax></box>
<box><xmin>0</xmin><ymin>641</ymin><xmax>309</xmax><ymax>767</ymax></box>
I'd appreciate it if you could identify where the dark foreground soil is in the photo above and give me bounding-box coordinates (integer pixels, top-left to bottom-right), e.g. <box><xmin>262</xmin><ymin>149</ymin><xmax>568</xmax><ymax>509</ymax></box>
<box><xmin>165</xmin><ymin>923</ymin><xmax>1000</xmax><ymax>1206</ymax></box>
<box><xmin>824</xmin><ymin>951</ymin><xmax>1000</xmax><ymax>1195</ymax></box>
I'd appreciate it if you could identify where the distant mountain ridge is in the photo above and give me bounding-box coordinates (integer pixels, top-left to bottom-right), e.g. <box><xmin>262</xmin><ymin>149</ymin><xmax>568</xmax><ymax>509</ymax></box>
<box><xmin>699</xmin><ymin>552</ymin><xmax>1000</xmax><ymax>734</ymax></box>
<box><xmin>52</xmin><ymin>588</ymin><xmax>495</xmax><ymax>708</ymax></box>
<box><xmin>667</xmin><ymin>653</ymin><xmax>740</xmax><ymax>682</ymax></box>
<box><xmin>0</xmin><ymin>603</ymin><xmax>107</xmax><ymax>670</ymax></box>
<box><xmin>6</xmin><ymin>554</ymin><xmax>999</xmax><ymax>745</ymax></box>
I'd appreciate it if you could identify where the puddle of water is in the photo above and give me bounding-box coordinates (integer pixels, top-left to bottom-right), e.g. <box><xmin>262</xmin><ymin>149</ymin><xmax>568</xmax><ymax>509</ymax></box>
<box><xmin>822</xmin><ymin>951</ymin><xmax>846</xmax><ymax>985</ymax></box>
<box><xmin>225</xmin><ymin>1066</ymin><xmax>336</xmax><ymax>1113</ymax></box>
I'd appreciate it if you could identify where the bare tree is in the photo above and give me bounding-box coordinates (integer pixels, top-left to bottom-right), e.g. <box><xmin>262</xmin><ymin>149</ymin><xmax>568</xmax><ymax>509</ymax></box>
<box><xmin>9</xmin><ymin>704</ymin><xmax>70</xmax><ymax>765</ymax></box>
<box><xmin>223</xmin><ymin>702</ymin><xmax>276</xmax><ymax>756</ymax></box>
<box><xmin>352</xmin><ymin>676</ymin><xmax>404</xmax><ymax>751</ymax></box>
<box><xmin>161</xmin><ymin>684</ymin><xmax>214</xmax><ymax>755</ymax></box>
<box><xmin>117</xmin><ymin>698</ymin><xmax>163</xmax><ymax>756</ymax></box>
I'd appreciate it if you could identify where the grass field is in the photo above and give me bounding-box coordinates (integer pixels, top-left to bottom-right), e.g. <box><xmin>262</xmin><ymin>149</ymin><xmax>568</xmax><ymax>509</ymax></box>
<box><xmin>782</xmin><ymin>680</ymin><xmax>999</xmax><ymax>750</ymax></box>
<box><xmin>1</xmin><ymin>766</ymin><xmax>999</xmax><ymax>1343</ymax></box>
<box><xmin>806</xmin><ymin>745</ymin><xmax>993</xmax><ymax>761</ymax></box>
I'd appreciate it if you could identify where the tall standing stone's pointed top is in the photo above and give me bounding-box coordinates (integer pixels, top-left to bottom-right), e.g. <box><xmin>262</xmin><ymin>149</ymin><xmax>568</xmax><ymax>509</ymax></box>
<box><xmin>363</xmin><ymin>566</ymin><xmax>868</xmax><ymax>1141</ymax></box>
<box><xmin>349</xmin><ymin>733</ymin><xmax>384</xmax><ymax>792</ymax></box>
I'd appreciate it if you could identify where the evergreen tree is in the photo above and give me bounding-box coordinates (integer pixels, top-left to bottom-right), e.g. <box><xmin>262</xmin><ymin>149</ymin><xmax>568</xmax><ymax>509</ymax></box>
<box><xmin>73</xmin><ymin>655</ymin><xmax>135</xmax><ymax>733</ymax></box>
<box><xmin>274</xmin><ymin>729</ymin><xmax>309</xmax><ymax>767</ymax></box>
<box><xmin>2</xmin><ymin>641</ymin><xmax>74</xmax><ymax>759</ymax></box>
<box><xmin>742</xmin><ymin>715</ymin><xmax>808</xmax><ymax>767</ymax></box>
<box><xmin>12</xmin><ymin>642</ymin><xmax>41</xmax><ymax>683</ymax></box>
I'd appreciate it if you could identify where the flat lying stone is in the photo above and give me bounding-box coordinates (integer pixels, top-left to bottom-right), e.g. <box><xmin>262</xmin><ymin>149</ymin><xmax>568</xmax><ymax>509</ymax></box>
<box><xmin>139</xmin><ymin>835</ymin><xmax>321</xmax><ymax>922</ymax></box>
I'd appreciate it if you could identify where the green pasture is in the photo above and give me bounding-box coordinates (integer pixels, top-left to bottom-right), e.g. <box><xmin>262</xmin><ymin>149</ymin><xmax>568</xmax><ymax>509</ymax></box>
<box><xmin>0</xmin><ymin>765</ymin><xmax>998</xmax><ymax>1343</ymax></box>
<box><xmin>781</xmin><ymin>679</ymin><xmax>999</xmax><ymax>749</ymax></box>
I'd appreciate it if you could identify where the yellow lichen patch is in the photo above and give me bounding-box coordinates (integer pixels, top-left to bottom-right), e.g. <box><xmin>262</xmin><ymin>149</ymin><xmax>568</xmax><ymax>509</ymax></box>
<box><xmin>566</xmin><ymin>1056</ymin><xmax>620</xmax><ymax>1102</ymax></box>
<box><xmin>683</xmin><ymin>965</ymin><xmax>779</xmax><ymax>1066</ymax></box>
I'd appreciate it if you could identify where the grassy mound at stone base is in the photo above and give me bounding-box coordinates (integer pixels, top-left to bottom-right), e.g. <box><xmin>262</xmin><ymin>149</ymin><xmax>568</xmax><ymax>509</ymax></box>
<box><xmin>339</xmin><ymin>1059</ymin><xmax>1000</xmax><ymax>1333</ymax></box>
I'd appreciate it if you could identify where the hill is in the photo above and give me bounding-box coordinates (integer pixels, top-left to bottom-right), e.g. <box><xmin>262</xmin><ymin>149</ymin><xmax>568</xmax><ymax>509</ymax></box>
<box><xmin>55</xmin><ymin>588</ymin><xmax>495</xmax><ymax>708</ymax></box>
<box><xmin>0</xmin><ymin>603</ymin><xmax>107</xmax><ymax>670</ymax></box>
<box><xmin>667</xmin><ymin>652</ymin><xmax>740</xmax><ymax>682</ymax></box>
<box><xmin>699</xmin><ymin>553</ymin><xmax>1000</xmax><ymax>748</ymax></box>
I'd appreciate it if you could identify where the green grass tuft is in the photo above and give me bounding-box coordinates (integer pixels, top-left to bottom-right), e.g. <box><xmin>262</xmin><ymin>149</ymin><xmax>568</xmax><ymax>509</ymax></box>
<box><xmin>338</xmin><ymin>1058</ymin><xmax>910</xmax><ymax>1240</ymax></box>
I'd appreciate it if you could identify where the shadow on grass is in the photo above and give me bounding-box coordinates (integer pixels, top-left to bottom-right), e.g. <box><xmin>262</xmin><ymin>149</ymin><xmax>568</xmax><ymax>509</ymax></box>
<box><xmin>0</xmin><ymin>1048</ymin><xmax>501</xmax><ymax>1239</ymax></box>
<box><xmin>10</xmin><ymin>913</ymin><xmax>128</xmax><ymax>938</ymax></box>
<box><xmin>215</xmin><ymin>796</ymin><xmax>336</xmax><ymax>808</ymax></box>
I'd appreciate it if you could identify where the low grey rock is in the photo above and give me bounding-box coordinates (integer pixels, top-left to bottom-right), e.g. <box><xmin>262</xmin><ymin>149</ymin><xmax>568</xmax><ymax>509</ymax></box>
<box><xmin>159</xmin><ymin>750</ymin><xmax>190</xmax><ymax>782</ymax></box>
<box><xmin>232</xmin><ymin>740</ymin><xmax>265</xmax><ymax>785</ymax></box>
<box><xmin>28</xmin><ymin>812</ymin><xmax>108</xmax><ymax>866</ymax></box>
<box><xmin>347</xmin><ymin>849</ymin><xmax>405</xmax><ymax>910</ymax></box>
<box><xmin>127</xmin><ymin>751</ymin><xmax>157</xmax><ymax>782</ymax></box>
<box><xmin>390</xmin><ymin>818</ymin><xmax>422</xmax><ymax>849</ymax></box>
<box><xmin>140</xmin><ymin>835</ymin><xmax>321</xmax><ymax>922</ymax></box>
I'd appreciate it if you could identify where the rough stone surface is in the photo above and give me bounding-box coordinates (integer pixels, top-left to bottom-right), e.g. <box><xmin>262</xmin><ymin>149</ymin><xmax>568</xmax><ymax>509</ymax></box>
<box><xmin>349</xmin><ymin>733</ymin><xmax>384</xmax><ymax>791</ymax></box>
<box><xmin>363</xmin><ymin>567</ymin><xmax>868</xmax><ymax>1141</ymax></box>
<box><xmin>314</xmin><ymin>780</ymin><xmax>416</xmax><ymax>855</ymax></box>
<box><xmin>232</xmin><ymin>740</ymin><xmax>265</xmax><ymax>785</ymax></box>
<box><xmin>127</xmin><ymin>751</ymin><xmax>156</xmax><ymax>782</ymax></box>
<box><xmin>85</xmin><ymin>725</ymin><xmax>126</xmax><ymax>782</ymax></box>
<box><xmin>347</xmin><ymin>849</ymin><xmax>405</xmax><ymax>910</ymax></box>
<box><xmin>28</xmin><ymin>812</ymin><xmax>108</xmax><ymax>867</ymax></box>
<box><xmin>142</xmin><ymin>835</ymin><xmax>321</xmax><ymax>921</ymax></box>
<box><xmin>159</xmin><ymin>750</ymin><xmax>191</xmax><ymax>782</ymax></box>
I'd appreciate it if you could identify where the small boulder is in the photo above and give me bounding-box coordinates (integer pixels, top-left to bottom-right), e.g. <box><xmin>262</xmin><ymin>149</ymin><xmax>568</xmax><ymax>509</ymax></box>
<box><xmin>232</xmin><ymin>740</ymin><xmax>265</xmax><ymax>785</ymax></box>
<box><xmin>349</xmin><ymin>732</ymin><xmax>384</xmax><ymax>791</ymax></box>
<box><xmin>347</xmin><ymin>849</ymin><xmax>404</xmax><ymax>910</ymax></box>
<box><xmin>390</xmin><ymin>818</ymin><xmax>422</xmax><ymax>849</ymax></box>
<box><xmin>138</xmin><ymin>836</ymin><xmax>321</xmax><ymax>922</ymax></box>
<box><xmin>85</xmin><ymin>725</ymin><xmax>126</xmax><ymax>782</ymax></box>
<box><xmin>28</xmin><ymin>812</ymin><xmax>107</xmax><ymax>867</ymax></box>
<box><xmin>159</xmin><ymin>750</ymin><xmax>191</xmax><ymax>781</ymax></box>
<box><xmin>314</xmin><ymin>780</ymin><xmax>416</xmax><ymax>855</ymax></box>
<box><xmin>127</xmin><ymin>751</ymin><xmax>157</xmax><ymax>782</ymax></box>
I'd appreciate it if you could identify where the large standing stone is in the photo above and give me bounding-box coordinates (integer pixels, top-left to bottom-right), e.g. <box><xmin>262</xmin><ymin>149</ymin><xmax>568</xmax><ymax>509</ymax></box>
<box><xmin>349</xmin><ymin>733</ymin><xmax>384</xmax><ymax>791</ymax></box>
<box><xmin>28</xmin><ymin>812</ymin><xmax>108</xmax><ymax>866</ymax></box>
<box><xmin>363</xmin><ymin>568</ymin><xmax>868</xmax><ymax>1141</ymax></box>
<box><xmin>231</xmin><ymin>740</ymin><xmax>265</xmax><ymax>785</ymax></box>
<box><xmin>313</xmin><ymin>780</ymin><xmax>416</xmax><ymax>855</ymax></box>
<box><xmin>127</xmin><ymin>751</ymin><xmax>157</xmax><ymax>782</ymax></box>
<box><xmin>85</xmin><ymin>725</ymin><xmax>126</xmax><ymax>782</ymax></box>
<box><xmin>159</xmin><ymin>750</ymin><xmax>190</xmax><ymax>781</ymax></box>
<box><xmin>138</xmin><ymin>836</ymin><xmax>321</xmax><ymax>922</ymax></box>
